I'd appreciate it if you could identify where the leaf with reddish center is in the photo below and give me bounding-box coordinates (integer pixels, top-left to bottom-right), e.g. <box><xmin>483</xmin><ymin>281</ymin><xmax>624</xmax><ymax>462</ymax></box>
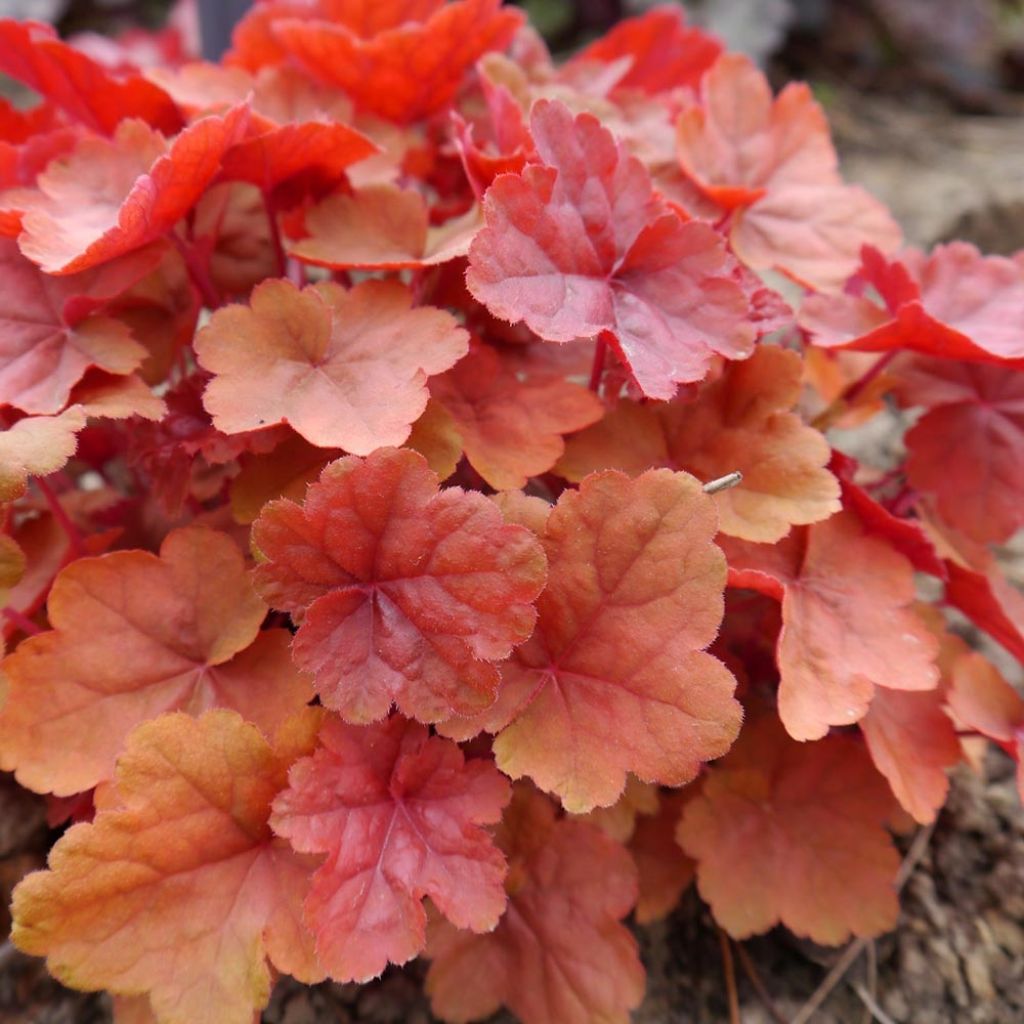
<box><xmin>0</xmin><ymin>526</ymin><xmax>312</xmax><ymax>795</ymax></box>
<box><xmin>467</xmin><ymin>99</ymin><xmax>757</xmax><ymax>400</ymax></box>
<box><xmin>445</xmin><ymin>468</ymin><xmax>741</xmax><ymax>814</ymax></box>
<box><xmin>801</xmin><ymin>243</ymin><xmax>1024</xmax><ymax>364</ymax></box>
<box><xmin>195</xmin><ymin>278</ymin><xmax>468</xmax><ymax>452</ymax></box>
<box><xmin>895</xmin><ymin>358</ymin><xmax>1024</xmax><ymax>544</ymax></box>
<box><xmin>676</xmin><ymin>54</ymin><xmax>900</xmax><ymax>290</ymax></box>
<box><xmin>0</xmin><ymin>19</ymin><xmax>181</xmax><ymax>136</ymax></box>
<box><xmin>860</xmin><ymin>687</ymin><xmax>960</xmax><ymax>825</ymax></box>
<box><xmin>15</xmin><ymin>105</ymin><xmax>250</xmax><ymax>275</ymax></box>
<box><xmin>0</xmin><ymin>239</ymin><xmax>163</xmax><ymax>414</ymax></box>
<box><xmin>426</xmin><ymin>785</ymin><xmax>644</xmax><ymax>1024</ymax></box>
<box><xmin>251</xmin><ymin>447</ymin><xmax>547</xmax><ymax>724</ymax></box>
<box><xmin>430</xmin><ymin>342</ymin><xmax>603</xmax><ymax>490</ymax></box>
<box><xmin>678</xmin><ymin>715</ymin><xmax>900</xmax><ymax>944</ymax></box>
<box><xmin>270</xmin><ymin>0</ymin><xmax>524</xmax><ymax>124</ymax></box>
<box><xmin>722</xmin><ymin>509</ymin><xmax>940</xmax><ymax>741</ymax></box>
<box><xmin>11</xmin><ymin>710</ymin><xmax>323</xmax><ymax>1024</ymax></box>
<box><xmin>564</xmin><ymin>5</ymin><xmax>722</xmax><ymax>95</ymax></box>
<box><xmin>271</xmin><ymin>713</ymin><xmax>510</xmax><ymax>981</ymax></box>
<box><xmin>290</xmin><ymin>184</ymin><xmax>481</xmax><ymax>270</ymax></box>
<box><xmin>0</xmin><ymin>405</ymin><xmax>85</xmax><ymax>502</ymax></box>
<box><xmin>556</xmin><ymin>346</ymin><xmax>840</xmax><ymax>541</ymax></box>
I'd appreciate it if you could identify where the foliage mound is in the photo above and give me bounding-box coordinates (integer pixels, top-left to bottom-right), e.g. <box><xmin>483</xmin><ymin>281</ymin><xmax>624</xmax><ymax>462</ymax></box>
<box><xmin>0</xmin><ymin>4</ymin><xmax>1022</xmax><ymax>1023</ymax></box>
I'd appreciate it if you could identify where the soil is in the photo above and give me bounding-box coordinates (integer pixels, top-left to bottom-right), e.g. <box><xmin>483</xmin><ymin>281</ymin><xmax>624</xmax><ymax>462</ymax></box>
<box><xmin>1</xmin><ymin>92</ymin><xmax>1023</xmax><ymax>1024</ymax></box>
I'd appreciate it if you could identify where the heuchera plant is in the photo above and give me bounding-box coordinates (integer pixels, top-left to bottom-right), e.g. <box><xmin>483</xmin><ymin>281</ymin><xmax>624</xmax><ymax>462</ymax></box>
<box><xmin>0</xmin><ymin>3</ymin><xmax>1023</xmax><ymax>1023</ymax></box>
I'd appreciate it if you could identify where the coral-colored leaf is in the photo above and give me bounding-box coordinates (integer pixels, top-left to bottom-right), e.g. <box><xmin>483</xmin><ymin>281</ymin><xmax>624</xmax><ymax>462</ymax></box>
<box><xmin>676</xmin><ymin>54</ymin><xmax>900</xmax><ymax>290</ymax></box>
<box><xmin>945</xmin><ymin>558</ymin><xmax>1024</xmax><ymax>665</ymax></box>
<box><xmin>406</xmin><ymin>398</ymin><xmax>463</xmax><ymax>481</ymax></box>
<box><xmin>678</xmin><ymin>715</ymin><xmax>900</xmax><ymax>943</ymax></box>
<box><xmin>195</xmin><ymin>278</ymin><xmax>468</xmax><ymax>452</ymax></box>
<box><xmin>0</xmin><ymin>19</ymin><xmax>180</xmax><ymax>136</ymax></box>
<box><xmin>860</xmin><ymin>687</ymin><xmax>960</xmax><ymax>825</ymax></box>
<box><xmin>565</xmin><ymin>5</ymin><xmax>722</xmax><ymax>95</ymax></box>
<box><xmin>574</xmin><ymin>775</ymin><xmax>659</xmax><ymax>843</ymax></box>
<box><xmin>897</xmin><ymin>359</ymin><xmax>1024</xmax><ymax>544</ymax></box>
<box><xmin>271</xmin><ymin>0</ymin><xmax>524</xmax><ymax>123</ymax></box>
<box><xmin>68</xmin><ymin>371</ymin><xmax>166</xmax><ymax>421</ymax></box>
<box><xmin>16</xmin><ymin>106</ymin><xmax>249</xmax><ymax>274</ymax></box>
<box><xmin>0</xmin><ymin>239</ymin><xmax>160</xmax><ymax>414</ymax></box>
<box><xmin>467</xmin><ymin>99</ymin><xmax>756</xmax><ymax>400</ymax></box>
<box><xmin>630</xmin><ymin>789</ymin><xmax>696</xmax><ymax>924</ymax></box>
<box><xmin>426</xmin><ymin>785</ymin><xmax>644</xmax><ymax>1024</ymax></box>
<box><xmin>454</xmin><ymin>468</ymin><xmax>741</xmax><ymax>813</ymax></box>
<box><xmin>290</xmin><ymin>184</ymin><xmax>481</xmax><ymax>270</ymax></box>
<box><xmin>801</xmin><ymin>243</ymin><xmax>1024</xmax><ymax>364</ymax></box>
<box><xmin>723</xmin><ymin>510</ymin><xmax>940</xmax><ymax>741</ymax></box>
<box><xmin>0</xmin><ymin>526</ymin><xmax>312</xmax><ymax>795</ymax></box>
<box><xmin>0</xmin><ymin>405</ymin><xmax>85</xmax><ymax>502</ymax></box>
<box><xmin>11</xmin><ymin>710</ymin><xmax>322</xmax><ymax>1024</ymax></box>
<box><xmin>430</xmin><ymin>343</ymin><xmax>603</xmax><ymax>490</ymax></box>
<box><xmin>271</xmin><ymin>713</ymin><xmax>510</xmax><ymax>981</ymax></box>
<box><xmin>251</xmin><ymin>447</ymin><xmax>547</xmax><ymax>723</ymax></box>
<box><xmin>556</xmin><ymin>346</ymin><xmax>840</xmax><ymax>541</ymax></box>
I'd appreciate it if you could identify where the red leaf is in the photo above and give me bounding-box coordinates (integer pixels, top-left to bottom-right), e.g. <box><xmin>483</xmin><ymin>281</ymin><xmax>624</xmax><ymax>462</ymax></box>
<box><xmin>723</xmin><ymin>510</ymin><xmax>940</xmax><ymax>741</ymax></box>
<box><xmin>251</xmin><ymin>447</ymin><xmax>547</xmax><ymax>724</ymax></box>
<box><xmin>426</xmin><ymin>785</ymin><xmax>644</xmax><ymax>1024</ymax></box>
<box><xmin>945</xmin><ymin>558</ymin><xmax>1024</xmax><ymax>665</ymax></box>
<box><xmin>16</xmin><ymin>105</ymin><xmax>249</xmax><ymax>275</ymax></box>
<box><xmin>676</xmin><ymin>54</ymin><xmax>900</xmax><ymax>290</ymax></box>
<box><xmin>448</xmin><ymin>468</ymin><xmax>741</xmax><ymax>814</ymax></box>
<box><xmin>429</xmin><ymin>342</ymin><xmax>604</xmax><ymax>490</ymax></box>
<box><xmin>679</xmin><ymin>715</ymin><xmax>900</xmax><ymax>943</ymax></box>
<box><xmin>271</xmin><ymin>713</ymin><xmax>510</xmax><ymax>981</ymax></box>
<box><xmin>195</xmin><ymin>278</ymin><xmax>468</xmax><ymax>452</ymax></box>
<box><xmin>801</xmin><ymin>243</ymin><xmax>1024</xmax><ymax>365</ymax></box>
<box><xmin>565</xmin><ymin>5</ymin><xmax>722</xmax><ymax>95</ymax></box>
<box><xmin>896</xmin><ymin>359</ymin><xmax>1024</xmax><ymax>544</ymax></box>
<box><xmin>0</xmin><ymin>19</ymin><xmax>181</xmax><ymax>136</ymax></box>
<box><xmin>0</xmin><ymin>526</ymin><xmax>312</xmax><ymax>795</ymax></box>
<box><xmin>0</xmin><ymin>239</ymin><xmax>161</xmax><ymax>414</ymax></box>
<box><xmin>467</xmin><ymin>99</ymin><xmax>757</xmax><ymax>400</ymax></box>
<box><xmin>270</xmin><ymin>0</ymin><xmax>524</xmax><ymax>123</ymax></box>
<box><xmin>11</xmin><ymin>710</ymin><xmax>323</xmax><ymax>1024</ymax></box>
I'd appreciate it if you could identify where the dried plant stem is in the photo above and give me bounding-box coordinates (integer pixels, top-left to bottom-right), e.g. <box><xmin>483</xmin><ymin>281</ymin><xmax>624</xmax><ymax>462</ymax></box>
<box><xmin>734</xmin><ymin>943</ymin><xmax>788</xmax><ymax>1024</ymax></box>
<box><xmin>717</xmin><ymin>926</ymin><xmax>742</xmax><ymax>1024</ymax></box>
<box><xmin>703</xmin><ymin>471</ymin><xmax>743</xmax><ymax>494</ymax></box>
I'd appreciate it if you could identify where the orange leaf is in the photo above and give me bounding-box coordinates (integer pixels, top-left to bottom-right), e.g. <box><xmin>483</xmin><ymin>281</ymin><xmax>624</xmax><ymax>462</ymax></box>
<box><xmin>272</xmin><ymin>0</ymin><xmax>524</xmax><ymax>124</ymax></box>
<box><xmin>0</xmin><ymin>405</ymin><xmax>85</xmax><ymax>502</ymax></box>
<box><xmin>468</xmin><ymin>99</ymin><xmax>757</xmax><ymax>400</ymax></box>
<box><xmin>426</xmin><ymin>785</ymin><xmax>644</xmax><ymax>1024</ymax></box>
<box><xmin>291</xmin><ymin>184</ymin><xmax>481</xmax><ymax>269</ymax></box>
<box><xmin>16</xmin><ymin>106</ymin><xmax>249</xmax><ymax>275</ymax></box>
<box><xmin>556</xmin><ymin>346</ymin><xmax>840</xmax><ymax>541</ymax></box>
<box><xmin>724</xmin><ymin>510</ymin><xmax>940</xmax><ymax>740</ymax></box>
<box><xmin>451</xmin><ymin>468</ymin><xmax>741</xmax><ymax>813</ymax></box>
<box><xmin>11</xmin><ymin>709</ymin><xmax>323</xmax><ymax>1024</ymax></box>
<box><xmin>251</xmin><ymin>447</ymin><xmax>547</xmax><ymax>723</ymax></box>
<box><xmin>676</xmin><ymin>53</ymin><xmax>899</xmax><ymax>290</ymax></box>
<box><xmin>678</xmin><ymin>715</ymin><xmax>900</xmax><ymax>944</ymax></box>
<box><xmin>195</xmin><ymin>278</ymin><xmax>468</xmax><ymax>452</ymax></box>
<box><xmin>271</xmin><ymin>713</ymin><xmax>510</xmax><ymax>981</ymax></box>
<box><xmin>0</xmin><ymin>526</ymin><xmax>312</xmax><ymax>795</ymax></box>
<box><xmin>430</xmin><ymin>343</ymin><xmax>603</xmax><ymax>490</ymax></box>
<box><xmin>630</xmin><ymin>789</ymin><xmax>696</xmax><ymax>924</ymax></box>
<box><xmin>860</xmin><ymin>687</ymin><xmax>960</xmax><ymax>825</ymax></box>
